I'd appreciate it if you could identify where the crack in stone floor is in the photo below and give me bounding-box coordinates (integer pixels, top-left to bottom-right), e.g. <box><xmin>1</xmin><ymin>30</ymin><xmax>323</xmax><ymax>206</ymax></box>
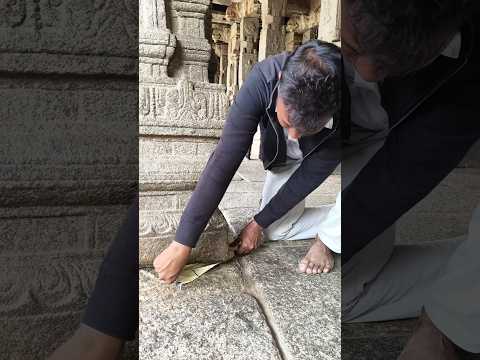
<box><xmin>235</xmin><ymin>258</ymin><xmax>290</xmax><ymax>360</ymax></box>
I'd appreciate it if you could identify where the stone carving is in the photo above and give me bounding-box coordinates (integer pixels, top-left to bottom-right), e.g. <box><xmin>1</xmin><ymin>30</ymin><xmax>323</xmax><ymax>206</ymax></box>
<box><xmin>140</xmin><ymin>0</ymin><xmax>177</xmax><ymax>81</ymax></box>
<box><xmin>226</xmin><ymin>21</ymin><xmax>240</xmax><ymax>100</ymax></box>
<box><xmin>258</xmin><ymin>0</ymin><xmax>286</xmax><ymax>60</ymax></box>
<box><xmin>139</xmin><ymin>0</ymin><xmax>233</xmax><ymax>266</ymax></box>
<box><xmin>140</xmin><ymin>80</ymin><xmax>228</xmax><ymax>130</ymax></box>
<box><xmin>139</xmin><ymin>209</ymin><xmax>227</xmax><ymax>238</ymax></box>
<box><xmin>167</xmin><ymin>0</ymin><xmax>212</xmax><ymax>82</ymax></box>
<box><xmin>214</xmin><ymin>42</ymin><xmax>229</xmax><ymax>85</ymax></box>
<box><xmin>0</xmin><ymin>255</ymin><xmax>100</xmax><ymax>315</ymax></box>
<box><xmin>239</xmin><ymin>16</ymin><xmax>259</xmax><ymax>87</ymax></box>
<box><xmin>0</xmin><ymin>0</ymin><xmax>137</xmax><ymax>56</ymax></box>
<box><xmin>226</xmin><ymin>2</ymin><xmax>240</xmax><ymax>22</ymax></box>
<box><xmin>0</xmin><ymin>0</ymin><xmax>26</xmax><ymax>27</ymax></box>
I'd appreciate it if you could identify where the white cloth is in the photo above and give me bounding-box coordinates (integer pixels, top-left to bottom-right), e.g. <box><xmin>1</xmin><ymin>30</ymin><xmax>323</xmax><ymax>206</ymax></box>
<box><xmin>441</xmin><ymin>32</ymin><xmax>461</xmax><ymax>59</ymax></box>
<box><xmin>259</xmin><ymin>161</ymin><xmax>341</xmax><ymax>253</ymax></box>
<box><xmin>284</xmin><ymin>129</ymin><xmax>303</xmax><ymax>160</ymax></box>
<box><xmin>343</xmin><ymin>204</ymin><xmax>480</xmax><ymax>353</ymax></box>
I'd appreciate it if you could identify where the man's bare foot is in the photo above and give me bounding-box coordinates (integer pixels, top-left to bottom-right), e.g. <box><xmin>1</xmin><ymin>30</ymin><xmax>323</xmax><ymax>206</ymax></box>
<box><xmin>298</xmin><ymin>235</ymin><xmax>334</xmax><ymax>274</ymax></box>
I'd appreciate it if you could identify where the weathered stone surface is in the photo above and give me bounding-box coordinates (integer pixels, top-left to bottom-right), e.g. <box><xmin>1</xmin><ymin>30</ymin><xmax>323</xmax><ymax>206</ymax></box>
<box><xmin>0</xmin><ymin>252</ymin><xmax>102</xmax><ymax>317</ymax></box>
<box><xmin>220</xmin><ymin>207</ymin><xmax>259</xmax><ymax>236</ymax></box>
<box><xmin>139</xmin><ymin>0</ymin><xmax>232</xmax><ymax>269</ymax></box>
<box><xmin>140</xmin><ymin>228</ymin><xmax>235</xmax><ymax>267</ymax></box>
<box><xmin>140</xmin><ymin>192</ymin><xmax>235</xmax><ymax>266</ymax></box>
<box><xmin>139</xmin><ymin>264</ymin><xmax>282</xmax><ymax>360</ymax></box>
<box><xmin>0</xmin><ymin>1</ymin><xmax>137</xmax><ymax>75</ymax></box>
<box><xmin>1</xmin><ymin>311</ymin><xmax>82</xmax><ymax>360</ymax></box>
<box><xmin>0</xmin><ymin>80</ymin><xmax>137</xmax><ymax>204</ymax></box>
<box><xmin>241</xmin><ymin>242</ymin><xmax>341</xmax><ymax>360</ymax></box>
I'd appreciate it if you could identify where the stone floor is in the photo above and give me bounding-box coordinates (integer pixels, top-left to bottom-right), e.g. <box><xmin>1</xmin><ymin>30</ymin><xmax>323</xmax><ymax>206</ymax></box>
<box><xmin>139</xmin><ymin>159</ymin><xmax>341</xmax><ymax>360</ymax></box>
<box><xmin>139</xmin><ymin>159</ymin><xmax>480</xmax><ymax>360</ymax></box>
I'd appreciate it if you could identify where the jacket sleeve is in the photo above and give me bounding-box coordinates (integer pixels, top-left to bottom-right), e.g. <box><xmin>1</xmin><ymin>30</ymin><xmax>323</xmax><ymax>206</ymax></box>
<box><xmin>175</xmin><ymin>65</ymin><xmax>269</xmax><ymax>247</ymax></box>
<box><xmin>254</xmin><ymin>132</ymin><xmax>341</xmax><ymax>228</ymax></box>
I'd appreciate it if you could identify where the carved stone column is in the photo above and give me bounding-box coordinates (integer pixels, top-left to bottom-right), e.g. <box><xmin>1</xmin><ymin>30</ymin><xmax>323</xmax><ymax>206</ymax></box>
<box><xmin>285</xmin><ymin>15</ymin><xmax>306</xmax><ymax>52</ymax></box>
<box><xmin>258</xmin><ymin>0</ymin><xmax>286</xmax><ymax>61</ymax></box>
<box><xmin>212</xmin><ymin>14</ymin><xmax>230</xmax><ymax>85</ymax></box>
<box><xmin>238</xmin><ymin>15</ymin><xmax>260</xmax><ymax>88</ymax></box>
<box><xmin>226</xmin><ymin>20</ymin><xmax>240</xmax><ymax>101</ymax></box>
<box><xmin>139</xmin><ymin>0</ymin><xmax>234</xmax><ymax>267</ymax></box>
<box><xmin>236</xmin><ymin>0</ymin><xmax>260</xmax><ymax>88</ymax></box>
<box><xmin>318</xmin><ymin>0</ymin><xmax>341</xmax><ymax>44</ymax></box>
<box><xmin>139</xmin><ymin>0</ymin><xmax>176</xmax><ymax>82</ymax></box>
<box><xmin>214</xmin><ymin>42</ymin><xmax>229</xmax><ymax>85</ymax></box>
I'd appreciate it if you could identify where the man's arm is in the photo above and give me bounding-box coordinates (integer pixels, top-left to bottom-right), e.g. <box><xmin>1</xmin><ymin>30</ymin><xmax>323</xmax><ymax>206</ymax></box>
<box><xmin>254</xmin><ymin>133</ymin><xmax>341</xmax><ymax>229</ymax></box>
<box><xmin>175</xmin><ymin>65</ymin><xmax>269</xmax><ymax>247</ymax></box>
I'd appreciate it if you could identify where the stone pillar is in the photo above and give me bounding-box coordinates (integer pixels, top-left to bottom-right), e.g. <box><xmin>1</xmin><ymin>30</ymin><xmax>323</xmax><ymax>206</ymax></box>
<box><xmin>214</xmin><ymin>42</ymin><xmax>229</xmax><ymax>85</ymax></box>
<box><xmin>258</xmin><ymin>0</ymin><xmax>286</xmax><ymax>61</ymax></box>
<box><xmin>212</xmin><ymin>15</ymin><xmax>231</xmax><ymax>86</ymax></box>
<box><xmin>237</xmin><ymin>0</ymin><xmax>260</xmax><ymax>89</ymax></box>
<box><xmin>318</xmin><ymin>0</ymin><xmax>341</xmax><ymax>44</ymax></box>
<box><xmin>139</xmin><ymin>0</ymin><xmax>176</xmax><ymax>81</ymax></box>
<box><xmin>166</xmin><ymin>0</ymin><xmax>212</xmax><ymax>81</ymax></box>
<box><xmin>285</xmin><ymin>30</ymin><xmax>303</xmax><ymax>52</ymax></box>
<box><xmin>285</xmin><ymin>15</ymin><xmax>307</xmax><ymax>51</ymax></box>
<box><xmin>226</xmin><ymin>21</ymin><xmax>240</xmax><ymax>102</ymax></box>
<box><xmin>0</xmin><ymin>0</ymin><xmax>137</xmax><ymax>357</ymax></box>
<box><xmin>139</xmin><ymin>0</ymin><xmax>234</xmax><ymax>267</ymax></box>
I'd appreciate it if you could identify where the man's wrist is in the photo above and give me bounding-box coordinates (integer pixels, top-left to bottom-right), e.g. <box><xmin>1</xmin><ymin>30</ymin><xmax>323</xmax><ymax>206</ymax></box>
<box><xmin>250</xmin><ymin>218</ymin><xmax>263</xmax><ymax>230</ymax></box>
<box><xmin>171</xmin><ymin>240</ymin><xmax>192</xmax><ymax>252</ymax></box>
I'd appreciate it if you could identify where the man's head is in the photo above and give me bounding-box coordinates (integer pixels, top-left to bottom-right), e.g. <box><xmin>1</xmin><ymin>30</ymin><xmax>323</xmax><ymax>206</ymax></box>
<box><xmin>342</xmin><ymin>0</ymin><xmax>470</xmax><ymax>81</ymax></box>
<box><xmin>277</xmin><ymin>40</ymin><xmax>341</xmax><ymax>140</ymax></box>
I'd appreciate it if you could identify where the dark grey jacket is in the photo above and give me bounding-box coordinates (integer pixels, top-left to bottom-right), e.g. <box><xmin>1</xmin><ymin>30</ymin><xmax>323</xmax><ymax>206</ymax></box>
<box><xmin>176</xmin><ymin>52</ymin><xmax>341</xmax><ymax>247</ymax></box>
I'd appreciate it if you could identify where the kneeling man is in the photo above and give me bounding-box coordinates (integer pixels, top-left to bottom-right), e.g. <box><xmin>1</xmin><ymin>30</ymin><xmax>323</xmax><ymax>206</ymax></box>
<box><xmin>155</xmin><ymin>40</ymin><xmax>342</xmax><ymax>283</ymax></box>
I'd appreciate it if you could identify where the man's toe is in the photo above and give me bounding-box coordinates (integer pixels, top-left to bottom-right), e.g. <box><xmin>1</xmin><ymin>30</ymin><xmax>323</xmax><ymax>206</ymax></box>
<box><xmin>306</xmin><ymin>263</ymin><xmax>314</xmax><ymax>274</ymax></box>
<box><xmin>298</xmin><ymin>259</ymin><xmax>309</xmax><ymax>273</ymax></box>
<box><xmin>323</xmin><ymin>259</ymin><xmax>334</xmax><ymax>273</ymax></box>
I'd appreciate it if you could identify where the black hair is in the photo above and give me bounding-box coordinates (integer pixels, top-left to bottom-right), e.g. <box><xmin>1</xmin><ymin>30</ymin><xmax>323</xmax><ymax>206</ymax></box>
<box><xmin>278</xmin><ymin>40</ymin><xmax>341</xmax><ymax>135</ymax></box>
<box><xmin>345</xmin><ymin>0</ymin><xmax>471</xmax><ymax>75</ymax></box>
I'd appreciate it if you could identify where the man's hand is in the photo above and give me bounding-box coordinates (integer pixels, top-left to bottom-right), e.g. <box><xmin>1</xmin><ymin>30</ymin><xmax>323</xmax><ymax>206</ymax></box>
<box><xmin>153</xmin><ymin>241</ymin><xmax>192</xmax><ymax>284</ymax></box>
<box><xmin>235</xmin><ymin>219</ymin><xmax>263</xmax><ymax>255</ymax></box>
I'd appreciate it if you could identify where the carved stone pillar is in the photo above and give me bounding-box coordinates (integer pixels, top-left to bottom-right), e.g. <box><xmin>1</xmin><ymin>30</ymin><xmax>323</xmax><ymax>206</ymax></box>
<box><xmin>318</xmin><ymin>0</ymin><xmax>341</xmax><ymax>44</ymax></box>
<box><xmin>285</xmin><ymin>15</ymin><xmax>306</xmax><ymax>52</ymax></box>
<box><xmin>258</xmin><ymin>0</ymin><xmax>286</xmax><ymax>61</ymax></box>
<box><xmin>226</xmin><ymin>21</ymin><xmax>240</xmax><ymax>101</ymax></box>
<box><xmin>139</xmin><ymin>0</ymin><xmax>234</xmax><ymax>267</ymax></box>
<box><xmin>139</xmin><ymin>0</ymin><xmax>176</xmax><ymax>82</ymax></box>
<box><xmin>238</xmin><ymin>16</ymin><xmax>259</xmax><ymax>88</ymax></box>
<box><xmin>212</xmin><ymin>15</ymin><xmax>230</xmax><ymax>86</ymax></box>
<box><xmin>166</xmin><ymin>0</ymin><xmax>212</xmax><ymax>81</ymax></box>
<box><xmin>214</xmin><ymin>42</ymin><xmax>229</xmax><ymax>85</ymax></box>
